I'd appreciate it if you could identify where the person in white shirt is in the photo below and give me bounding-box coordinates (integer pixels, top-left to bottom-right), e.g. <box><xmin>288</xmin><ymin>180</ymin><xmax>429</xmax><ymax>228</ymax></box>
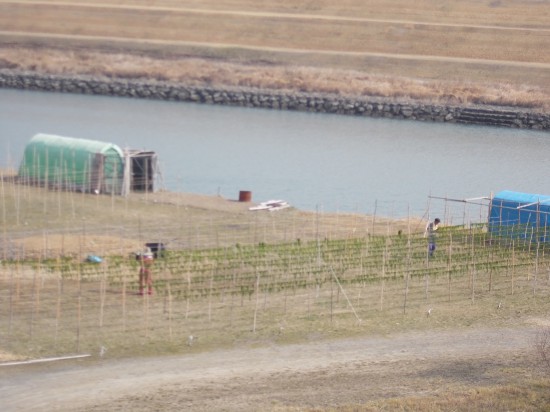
<box><xmin>425</xmin><ymin>218</ymin><xmax>441</xmax><ymax>257</ymax></box>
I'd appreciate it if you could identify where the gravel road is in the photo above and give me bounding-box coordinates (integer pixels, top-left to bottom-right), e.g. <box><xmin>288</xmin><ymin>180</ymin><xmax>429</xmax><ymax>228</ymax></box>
<box><xmin>0</xmin><ymin>325</ymin><xmax>539</xmax><ymax>411</ymax></box>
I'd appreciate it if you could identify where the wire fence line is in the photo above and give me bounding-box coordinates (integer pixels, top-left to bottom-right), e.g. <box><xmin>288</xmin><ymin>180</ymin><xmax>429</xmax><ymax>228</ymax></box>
<box><xmin>0</xmin><ymin>188</ymin><xmax>495</xmax><ymax>260</ymax></box>
<box><xmin>2</xmin><ymin>221</ymin><xmax>550</xmax><ymax>360</ymax></box>
<box><xmin>3</xmin><ymin>174</ymin><xmax>550</xmax><ymax>359</ymax></box>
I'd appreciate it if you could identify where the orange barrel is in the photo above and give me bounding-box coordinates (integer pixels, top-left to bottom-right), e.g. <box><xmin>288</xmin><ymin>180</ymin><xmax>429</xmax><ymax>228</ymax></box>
<box><xmin>239</xmin><ymin>190</ymin><xmax>252</xmax><ymax>202</ymax></box>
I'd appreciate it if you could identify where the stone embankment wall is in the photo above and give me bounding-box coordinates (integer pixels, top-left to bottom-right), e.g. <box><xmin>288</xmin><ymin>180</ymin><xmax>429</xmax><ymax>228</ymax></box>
<box><xmin>1</xmin><ymin>71</ymin><xmax>548</xmax><ymax>130</ymax></box>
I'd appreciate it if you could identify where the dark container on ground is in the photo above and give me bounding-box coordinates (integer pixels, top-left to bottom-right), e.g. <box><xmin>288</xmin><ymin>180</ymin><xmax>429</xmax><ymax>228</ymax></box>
<box><xmin>145</xmin><ymin>242</ymin><xmax>166</xmax><ymax>258</ymax></box>
<box><xmin>239</xmin><ymin>190</ymin><xmax>252</xmax><ymax>202</ymax></box>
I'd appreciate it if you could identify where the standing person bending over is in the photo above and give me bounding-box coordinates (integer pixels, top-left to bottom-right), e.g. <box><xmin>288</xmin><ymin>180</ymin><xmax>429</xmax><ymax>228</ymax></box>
<box><xmin>138</xmin><ymin>249</ymin><xmax>155</xmax><ymax>295</ymax></box>
<box><xmin>424</xmin><ymin>218</ymin><xmax>441</xmax><ymax>257</ymax></box>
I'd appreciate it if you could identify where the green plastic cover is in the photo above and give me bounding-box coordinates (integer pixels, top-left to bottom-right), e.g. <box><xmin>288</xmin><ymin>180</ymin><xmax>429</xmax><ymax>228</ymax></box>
<box><xmin>18</xmin><ymin>133</ymin><xmax>124</xmax><ymax>194</ymax></box>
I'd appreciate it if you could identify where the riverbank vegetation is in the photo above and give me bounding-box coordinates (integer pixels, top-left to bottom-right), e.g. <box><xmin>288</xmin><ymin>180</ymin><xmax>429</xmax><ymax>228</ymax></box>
<box><xmin>1</xmin><ymin>1</ymin><xmax>550</xmax><ymax>408</ymax></box>
<box><xmin>0</xmin><ymin>0</ymin><xmax>548</xmax><ymax>110</ymax></box>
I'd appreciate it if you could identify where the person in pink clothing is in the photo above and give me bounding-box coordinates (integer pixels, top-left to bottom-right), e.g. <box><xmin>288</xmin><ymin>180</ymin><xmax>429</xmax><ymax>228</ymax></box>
<box><xmin>138</xmin><ymin>250</ymin><xmax>155</xmax><ymax>295</ymax></box>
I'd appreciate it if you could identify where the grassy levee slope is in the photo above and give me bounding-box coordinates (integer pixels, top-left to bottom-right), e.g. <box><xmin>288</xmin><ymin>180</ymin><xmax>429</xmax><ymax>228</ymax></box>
<box><xmin>0</xmin><ymin>0</ymin><xmax>548</xmax><ymax>109</ymax></box>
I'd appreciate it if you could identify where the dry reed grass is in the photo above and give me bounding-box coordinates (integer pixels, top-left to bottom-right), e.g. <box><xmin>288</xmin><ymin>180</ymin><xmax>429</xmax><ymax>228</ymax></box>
<box><xmin>0</xmin><ymin>0</ymin><xmax>548</xmax><ymax>110</ymax></box>
<box><xmin>1</xmin><ymin>47</ymin><xmax>548</xmax><ymax>110</ymax></box>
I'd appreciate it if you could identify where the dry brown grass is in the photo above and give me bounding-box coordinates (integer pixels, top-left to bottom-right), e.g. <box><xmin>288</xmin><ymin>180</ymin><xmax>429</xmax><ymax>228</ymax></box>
<box><xmin>349</xmin><ymin>382</ymin><xmax>550</xmax><ymax>411</ymax></box>
<box><xmin>0</xmin><ymin>176</ymin><xmax>419</xmax><ymax>259</ymax></box>
<box><xmin>1</xmin><ymin>47</ymin><xmax>548</xmax><ymax>109</ymax></box>
<box><xmin>0</xmin><ymin>0</ymin><xmax>548</xmax><ymax>110</ymax></box>
<box><xmin>2</xmin><ymin>179</ymin><xmax>550</xmax><ymax>410</ymax></box>
<box><xmin>1</xmin><ymin>2</ymin><xmax>549</xmax><ymax>403</ymax></box>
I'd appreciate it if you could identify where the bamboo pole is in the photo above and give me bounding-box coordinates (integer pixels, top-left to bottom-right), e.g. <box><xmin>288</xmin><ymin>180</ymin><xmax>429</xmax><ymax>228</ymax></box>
<box><xmin>283</xmin><ymin>265</ymin><xmax>288</xmax><ymax>316</ymax></box>
<box><xmin>57</xmin><ymin>160</ymin><xmax>62</xmax><ymax>217</ymax></box>
<box><xmin>167</xmin><ymin>282</ymin><xmax>173</xmax><ymax>340</ymax></box>
<box><xmin>1</xmin><ymin>171</ymin><xmax>7</xmax><ymax>262</ymax></box>
<box><xmin>185</xmin><ymin>270</ymin><xmax>191</xmax><ymax>320</ymax></box>
<box><xmin>99</xmin><ymin>263</ymin><xmax>106</xmax><ymax>329</ymax></box>
<box><xmin>330</xmin><ymin>266</ymin><xmax>360</xmax><ymax>322</ymax></box>
<box><xmin>12</xmin><ymin>165</ymin><xmax>20</xmax><ymax>226</ymax></box>
<box><xmin>511</xmin><ymin>240</ymin><xmax>515</xmax><ymax>295</ymax></box>
<box><xmin>1</xmin><ymin>354</ymin><xmax>91</xmax><ymax>366</ymax></box>
<box><xmin>1</xmin><ymin>170</ymin><xmax>5</xmax><ymax>227</ymax></box>
<box><xmin>486</xmin><ymin>231</ymin><xmax>492</xmax><ymax>292</ymax></box>
<box><xmin>15</xmin><ymin>251</ymin><xmax>21</xmax><ymax>306</ymax></box>
<box><xmin>424</xmin><ymin>251</ymin><xmax>430</xmax><ymax>301</ymax></box>
<box><xmin>122</xmin><ymin>277</ymin><xmax>127</xmax><ymax>333</ymax></box>
<box><xmin>424</xmin><ymin>199</ymin><xmax>431</xmax><ymax>301</ymax></box>
<box><xmin>264</xmin><ymin>266</ymin><xmax>271</xmax><ymax>310</ymax></box>
<box><xmin>208</xmin><ymin>267</ymin><xmax>214</xmax><ymax>323</ymax></box>
<box><xmin>470</xmin><ymin>219</ymin><xmax>476</xmax><ymax>304</ymax></box>
<box><xmin>55</xmin><ymin>276</ymin><xmax>61</xmax><ymax>350</ymax></box>
<box><xmin>371</xmin><ymin>200</ymin><xmax>377</xmax><ymax>235</ymax></box>
<box><xmin>534</xmin><ymin>240</ymin><xmax>540</xmax><ymax>296</ymax></box>
<box><xmin>29</xmin><ymin>263</ymin><xmax>38</xmax><ymax>340</ymax></box>
<box><xmin>402</xmin><ymin>205</ymin><xmax>411</xmax><ymax>315</ymax></box>
<box><xmin>230</xmin><ymin>266</ymin><xmax>236</xmax><ymax>327</ymax></box>
<box><xmin>448</xmin><ymin>232</ymin><xmax>453</xmax><ymax>302</ymax></box>
<box><xmin>253</xmin><ymin>270</ymin><xmax>260</xmax><ymax>333</ymax></box>
<box><xmin>43</xmin><ymin>149</ymin><xmax>48</xmax><ymax>215</ymax></box>
<box><xmin>76</xmin><ymin>257</ymin><xmax>82</xmax><ymax>353</ymax></box>
<box><xmin>69</xmin><ymin>163</ymin><xmax>76</xmax><ymax>218</ymax></box>
<box><xmin>8</xmin><ymin>262</ymin><xmax>14</xmax><ymax>341</ymax></box>
<box><xmin>143</xmin><ymin>284</ymin><xmax>149</xmax><ymax>338</ymax></box>
<box><xmin>330</xmin><ymin>270</ymin><xmax>334</xmax><ymax>324</ymax></box>
<box><xmin>380</xmin><ymin>238</ymin><xmax>387</xmax><ymax>311</ymax></box>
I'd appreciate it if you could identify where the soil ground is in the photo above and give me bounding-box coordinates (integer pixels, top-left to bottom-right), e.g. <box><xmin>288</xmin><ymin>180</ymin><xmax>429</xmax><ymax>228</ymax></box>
<box><xmin>6</xmin><ymin>191</ymin><xmax>254</xmax><ymax>258</ymax></box>
<box><xmin>2</xmin><ymin>186</ymin><xmax>421</xmax><ymax>259</ymax></box>
<box><xmin>0</xmin><ymin>190</ymin><xmax>549</xmax><ymax>411</ymax></box>
<box><xmin>1</xmin><ymin>182</ymin><xmax>550</xmax><ymax>411</ymax></box>
<box><xmin>1</xmin><ymin>2</ymin><xmax>549</xmax><ymax>409</ymax></box>
<box><xmin>0</xmin><ymin>324</ymin><xmax>544</xmax><ymax>411</ymax></box>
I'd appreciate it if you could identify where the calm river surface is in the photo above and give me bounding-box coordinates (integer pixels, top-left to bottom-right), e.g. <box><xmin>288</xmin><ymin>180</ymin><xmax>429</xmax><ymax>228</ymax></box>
<box><xmin>1</xmin><ymin>89</ymin><xmax>549</xmax><ymax>218</ymax></box>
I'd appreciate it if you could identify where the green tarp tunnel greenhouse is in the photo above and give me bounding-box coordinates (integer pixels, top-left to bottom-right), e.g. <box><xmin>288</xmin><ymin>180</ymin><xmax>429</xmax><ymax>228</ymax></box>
<box><xmin>489</xmin><ymin>190</ymin><xmax>550</xmax><ymax>243</ymax></box>
<box><xmin>18</xmin><ymin>133</ymin><xmax>125</xmax><ymax>195</ymax></box>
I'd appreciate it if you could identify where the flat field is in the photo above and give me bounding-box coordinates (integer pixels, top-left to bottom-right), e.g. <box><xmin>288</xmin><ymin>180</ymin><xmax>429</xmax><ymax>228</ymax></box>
<box><xmin>0</xmin><ymin>0</ymin><xmax>549</xmax><ymax>108</ymax></box>
<box><xmin>1</xmin><ymin>180</ymin><xmax>550</xmax><ymax>411</ymax></box>
<box><xmin>1</xmin><ymin>2</ymin><xmax>550</xmax><ymax>410</ymax></box>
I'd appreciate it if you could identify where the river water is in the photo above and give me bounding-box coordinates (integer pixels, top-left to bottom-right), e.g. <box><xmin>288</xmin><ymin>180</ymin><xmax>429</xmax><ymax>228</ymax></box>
<box><xmin>1</xmin><ymin>88</ymin><xmax>549</xmax><ymax>218</ymax></box>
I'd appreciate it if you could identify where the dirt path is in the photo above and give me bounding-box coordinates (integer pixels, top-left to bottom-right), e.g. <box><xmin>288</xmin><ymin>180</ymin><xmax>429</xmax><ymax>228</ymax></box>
<box><xmin>3</xmin><ymin>0</ymin><xmax>550</xmax><ymax>70</ymax></box>
<box><xmin>5</xmin><ymin>1</ymin><xmax>550</xmax><ymax>33</ymax></box>
<box><xmin>0</xmin><ymin>325</ymin><xmax>539</xmax><ymax>411</ymax></box>
<box><xmin>4</xmin><ymin>29</ymin><xmax>550</xmax><ymax>70</ymax></box>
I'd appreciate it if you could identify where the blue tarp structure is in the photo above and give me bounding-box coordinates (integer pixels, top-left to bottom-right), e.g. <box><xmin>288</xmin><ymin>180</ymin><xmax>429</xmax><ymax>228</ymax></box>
<box><xmin>489</xmin><ymin>190</ymin><xmax>550</xmax><ymax>243</ymax></box>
